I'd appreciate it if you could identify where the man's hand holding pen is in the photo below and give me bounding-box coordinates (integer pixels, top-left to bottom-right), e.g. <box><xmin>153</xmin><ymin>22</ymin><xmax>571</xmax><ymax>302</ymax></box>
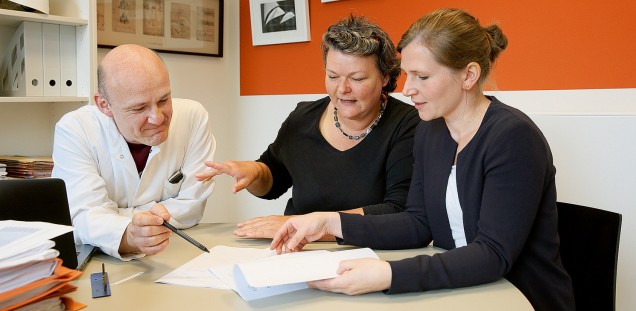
<box><xmin>118</xmin><ymin>203</ymin><xmax>172</xmax><ymax>256</ymax></box>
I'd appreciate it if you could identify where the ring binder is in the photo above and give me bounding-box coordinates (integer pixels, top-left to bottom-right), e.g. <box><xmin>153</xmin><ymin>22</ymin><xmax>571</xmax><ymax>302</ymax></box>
<box><xmin>0</xmin><ymin>21</ymin><xmax>44</xmax><ymax>96</ymax></box>
<box><xmin>59</xmin><ymin>25</ymin><xmax>77</xmax><ymax>96</ymax></box>
<box><xmin>1</xmin><ymin>20</ymin><xmax>79</xmax><ymax>97</ymax></box>
<box><xmin>42</xmin><ymin>23</ymin><xmax>61</xmax><ymax>96</ymax></box>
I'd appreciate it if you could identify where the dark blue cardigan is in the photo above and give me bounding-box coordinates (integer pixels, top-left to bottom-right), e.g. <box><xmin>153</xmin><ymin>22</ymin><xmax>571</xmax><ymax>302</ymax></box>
<box><xmin>339</xmin><ymin>96</ymin><xmax>574</xmax><ymax>310</ymax></box>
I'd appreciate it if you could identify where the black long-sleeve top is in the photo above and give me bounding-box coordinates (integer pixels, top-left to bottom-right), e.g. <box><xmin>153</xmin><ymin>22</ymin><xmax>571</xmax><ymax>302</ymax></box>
<box><xmin>258</xmin><ymin>95</ymin><xmax>419</xmax><ymax>215</ymax></box>
<box><xmin>339</xmin><ymin>97</ymin><xmax>575</xmax><ymax>310</ymax></box>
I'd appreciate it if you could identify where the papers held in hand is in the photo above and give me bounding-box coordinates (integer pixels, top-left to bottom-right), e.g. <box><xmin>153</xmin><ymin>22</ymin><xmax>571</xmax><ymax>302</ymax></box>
<box><xmin>231</xmin><ymin>248</ymin><xmax>379</xmax><ymax>301</ymax></box>
<box><xmin>155</xmin><ymin>246</ymin><xmax>379</xmax><ymax>301</ymax></box>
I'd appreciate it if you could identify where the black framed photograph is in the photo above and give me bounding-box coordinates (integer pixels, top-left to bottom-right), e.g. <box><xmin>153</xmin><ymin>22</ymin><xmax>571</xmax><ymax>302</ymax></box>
<box><xmin>96</xmin><ymin>0</ymin><xmax>223</xmax><ymax>57</ymax></box>
<box><xmin>248</xmin><ymin>0</ymin><xmax>310</xmax><ymax>46</ymax></box>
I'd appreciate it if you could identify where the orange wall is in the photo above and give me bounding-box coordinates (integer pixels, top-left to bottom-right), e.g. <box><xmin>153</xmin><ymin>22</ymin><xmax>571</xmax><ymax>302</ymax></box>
<box><xmin>240</xmin><ymin>0</ymin><xmax>636</xmax><ymax>96</ymax></box>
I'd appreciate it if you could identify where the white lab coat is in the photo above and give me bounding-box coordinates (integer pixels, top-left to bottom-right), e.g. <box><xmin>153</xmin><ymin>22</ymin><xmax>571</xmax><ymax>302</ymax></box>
<box><xmin>52</xmin><ymin>98</ymin><xmax>216</xmax><ymax>259</ymax></box>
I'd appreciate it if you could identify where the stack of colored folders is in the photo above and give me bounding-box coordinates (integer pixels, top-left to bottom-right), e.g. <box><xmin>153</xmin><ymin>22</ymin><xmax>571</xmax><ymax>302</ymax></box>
<box><xmin>0</xmin><ymin>220</ymin><xmax>85</xmax><ymax>311</ymax></box>
<box><xmin>0</xmin><ymin>163</ymin><xmax>6</xmax><ymax>179</ymax></box>
<box><xmin>0</xmin><ymin>156</ymin><xmax>53</xmax><ymax>179</ymax></box>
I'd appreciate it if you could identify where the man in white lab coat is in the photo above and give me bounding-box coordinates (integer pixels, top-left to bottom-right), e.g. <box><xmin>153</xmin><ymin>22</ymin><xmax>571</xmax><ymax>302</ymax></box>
<box><xmin>52</xmin><ymin>44</ymin><xmax>216</xmax><ymax>260</ymax></box>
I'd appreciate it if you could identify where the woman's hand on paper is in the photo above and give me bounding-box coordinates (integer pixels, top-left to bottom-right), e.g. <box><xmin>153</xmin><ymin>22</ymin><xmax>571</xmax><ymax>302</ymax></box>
<box><xmin>270</xmin><ymin>212</ymin><xmax>342</xmax><ymax>254</ymax></box>
<box><xmin>234</xmin><ymin>215</ymin><xmax>290</xmax><ymax>238</ymax></box>
<box><xmin>307</xmin><ymin>258</ymin><xmax>392</xmax><ymax>295</ymax></box>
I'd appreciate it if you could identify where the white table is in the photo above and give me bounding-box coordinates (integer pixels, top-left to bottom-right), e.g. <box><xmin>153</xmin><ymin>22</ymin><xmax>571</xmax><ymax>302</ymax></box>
<box><xmin>68</xmin><ymin>223</ymin><xmax>533</xmax><ymax>310</ymax></box>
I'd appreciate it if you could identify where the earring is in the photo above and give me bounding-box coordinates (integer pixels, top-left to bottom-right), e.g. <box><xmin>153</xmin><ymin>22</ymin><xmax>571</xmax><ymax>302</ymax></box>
<box><xmin>464</xmin><ymin>84</ymin><xmax>470</xmax><ymax>90</ymax></box>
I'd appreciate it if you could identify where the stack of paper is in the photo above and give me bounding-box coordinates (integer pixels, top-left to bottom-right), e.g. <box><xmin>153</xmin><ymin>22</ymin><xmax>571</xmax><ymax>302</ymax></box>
<box><xmin>0</xmin><ymin>156</ymin><xmax>54</xmax><ymax>179</ymax></box>
<box><xmin>157</xmin><ymin>245</ymin><xmax>379</xmax><ymax>301</ymax></box>
<box><xmin>0</xmin><ymin>163</ymin><xmax>7</xmax><ymax>179</ymax></box>
<box><xmin>0</xmin><ymin>220</ymin><xmax>85</xmax><ymax>310</ymax></box>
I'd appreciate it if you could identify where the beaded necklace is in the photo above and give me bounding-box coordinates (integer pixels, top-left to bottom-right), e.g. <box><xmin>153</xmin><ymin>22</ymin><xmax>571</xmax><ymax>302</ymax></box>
<box><xmin>333</xmin><ymin>100</ymin><xmax>386</xmax><ymax>140</ymax></box>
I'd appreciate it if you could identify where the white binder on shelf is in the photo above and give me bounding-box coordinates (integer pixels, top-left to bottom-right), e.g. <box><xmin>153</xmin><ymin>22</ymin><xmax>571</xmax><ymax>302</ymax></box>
<box><xmin>0</xmin><ymin>21</ymin><xmax>44</xmax><ymax>97</ymax></box>
<box><xmin>42</xmin><ymin>23</ymin><xmax>61</xmax><ymax>96</ymax></box>
<box><xmin>59</xmin><ymin>25</ymin><xmax>77</xmax><ymax>97</ymax></box>
<box><xmin>0</xmin><ymin>57</ymin><xmax>8</xmax><ymax>95</ymax></box>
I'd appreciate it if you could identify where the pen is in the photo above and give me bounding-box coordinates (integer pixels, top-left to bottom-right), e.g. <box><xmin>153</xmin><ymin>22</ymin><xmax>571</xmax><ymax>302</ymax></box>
<box><xmin>162</xmin><ymin>220</ymin><xmax>210</xmax><ymax>253</ymax></box>
<box><xmin>168</xmin><ymin>170</ymin><xmax>183</xmax><ymax>184</ymax></box>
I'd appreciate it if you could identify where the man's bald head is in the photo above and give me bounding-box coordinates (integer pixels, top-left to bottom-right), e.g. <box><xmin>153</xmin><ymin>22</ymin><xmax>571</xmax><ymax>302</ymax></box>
<box><xmin>97</xmin><ymin>44</ymin><xmax>169</xmax><ymax>102</ymax></box>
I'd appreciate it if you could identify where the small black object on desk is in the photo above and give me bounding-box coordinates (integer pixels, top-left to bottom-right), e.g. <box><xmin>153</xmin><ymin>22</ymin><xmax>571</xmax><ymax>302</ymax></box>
<box><xmin>90</xmin><ymin>263</ymin><xmax>111</xmax><ymax>298</ymax></box>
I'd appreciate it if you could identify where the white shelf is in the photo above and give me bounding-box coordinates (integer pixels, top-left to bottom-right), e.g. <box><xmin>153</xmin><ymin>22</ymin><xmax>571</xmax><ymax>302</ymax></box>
<box><xmin>0</xmin><ymin>8</ymin><xmax>87</xmax><ymax>27</ymax></box>
<box><xmin>0</xmin><ymin>96</ymin><xmax>89</xmax><ymax>103</ymax></box>
<box><xmin>0</xmin><ymin>1</ymin><xmax>95</xmax><ymax>156</ymax></box>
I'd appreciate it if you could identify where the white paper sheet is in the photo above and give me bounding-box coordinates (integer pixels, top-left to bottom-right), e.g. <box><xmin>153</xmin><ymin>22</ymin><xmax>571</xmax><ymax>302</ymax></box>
<box><xmin>0</xmin><ymin>220</ymin><xmax>73</xmax><ymax>262</ymax></box>
<box><xmin>0</xmin><ymin>258</ymin><xmax>58</xmax><ymax>293</ymax></box>
<box><xmin>232</xmin><ymin>264</ymin><xmax>308</xmax><ymax>301</ymax></box>
<box><xmin>157</xmin><ymin>245</ymin><xmax>379</xmax><ymax>301</ymax></box>
<box><xmin>209</xmin><ymin>248</ymin><xmax>323</xmax><ymax>292</ymax></box>
<box><xmin>231</xmin><ymin>248</ymin><xmax>378</xmax><ymax>301</ymax></box>
<box><xmin>0</xmin><ymin>247</ymin><xmax>58</xmax><ymax>270</ymax></box>
<box><xmin>0</xmin><ymin>220</ymin><xmax>71</xmax><ymax>294</ymax></box>
<box><xmin>156</xmin><ymin>245</ymin><xmax>275</xmax><ymax>289</ymax></box>
<box><xmin>238</xmin><ymin>248</ymin><xmax>377</xmax><ymax>287</ymax></box>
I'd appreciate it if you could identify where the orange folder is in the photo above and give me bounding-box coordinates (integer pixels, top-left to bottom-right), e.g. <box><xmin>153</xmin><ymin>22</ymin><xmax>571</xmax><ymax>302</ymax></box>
<box><xmin>0</xmin><ymin>258</ymin><xmax>86</xmax><ymax>311</ymax></box>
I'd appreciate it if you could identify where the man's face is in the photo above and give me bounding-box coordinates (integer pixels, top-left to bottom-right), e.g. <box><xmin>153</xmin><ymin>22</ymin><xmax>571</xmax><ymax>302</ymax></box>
<box><xmin>108</xmin><ymin>95</ymin><xmax>173</xmax><ymax>146</ymax></box>
<box><xmin>97</xmin><ymin>66</ymin><xmax>173</xmax><ymax>146</ymax></box>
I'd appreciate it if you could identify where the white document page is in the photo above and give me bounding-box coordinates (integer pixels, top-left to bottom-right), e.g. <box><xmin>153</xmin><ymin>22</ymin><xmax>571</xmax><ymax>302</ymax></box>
<box><xmin>156</xmin><ymin>245</ymin><xmax>275</xmax><ymax>289</ymax></box>
<box><xmin>0</xmin><ymin>221</ymin><xmax>72</xmax><ymax>294</ymax></box>
<box><xmin>0</xmin><ymin>258</ymin><xmax>58</xmax><ymax>293</ymax></box>
<box><xmin>232</xmin><ymin>265</ymin><xmax>308</xmax><ymax>301</ymax></box>
<box><xmin>156</xmin><ymin>245</ymin><xmax>378</xmax><ymax>301</ymax></box>
<box><xmin>0</xmin><ymin>240</ymin><xmax>57</xmax><ymax>269</ymax></box>
<box><xmin>156</xmin><ymin>252</ymin><xmax>227</xmax><ymax>288</ymax></box>
<box><xmin>209</xmin><ymin>248</ymin><xmax>326</xmax><ymax>292</ymax></box>
<box><xmin>157</xmin><ymin>245</ymin><xmax>378</xmax><ymax>301</ymax></box>
<box><xmin>0</xmin><ymin>221</ymin><xmax>73</xmax><ymax>262</ymax></box>
<box><xmin>232</xmin><ymin>247</ymin><xmax>379</xmax><ymax>301</ymax></box>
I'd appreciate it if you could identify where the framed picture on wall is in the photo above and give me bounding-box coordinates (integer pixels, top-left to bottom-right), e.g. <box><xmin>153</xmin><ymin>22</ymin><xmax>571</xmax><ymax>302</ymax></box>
<box><xmin>249</xmin><ymin>0</ymin><xmax>311</xmax><ymax>46</ymax></box>
<box><xmin>96</xmin><ymin>0</ymin><xmax>224</xmax><ymax>57</ymax></box>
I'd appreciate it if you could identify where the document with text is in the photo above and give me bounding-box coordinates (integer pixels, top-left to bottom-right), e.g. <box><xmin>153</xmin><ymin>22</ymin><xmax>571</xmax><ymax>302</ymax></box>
<box><xmin>0</xmin><ymin>220</ymin><xmax>72</xmax><ymax>264</ymax></box>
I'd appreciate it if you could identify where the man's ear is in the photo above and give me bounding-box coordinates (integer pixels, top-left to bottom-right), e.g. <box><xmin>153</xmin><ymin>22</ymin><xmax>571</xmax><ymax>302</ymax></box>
<box><xmin>94</xmin><ymin>93</ymin><xmax>113</xmax><ymax>117</ymax></box>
